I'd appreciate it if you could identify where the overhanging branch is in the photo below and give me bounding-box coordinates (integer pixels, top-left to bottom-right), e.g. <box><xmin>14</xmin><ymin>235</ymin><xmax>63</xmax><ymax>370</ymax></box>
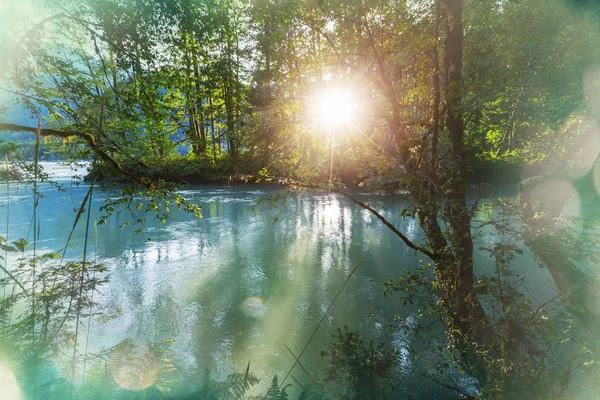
<box><xmin>283</xmin><ymin>179</ymin><xmax>437</xmax><ymax>260</ymax></box>
<box><xmin>0</xmin><ymin>123</ymin><xmax>133</xmax><ymax>180</ymax></box>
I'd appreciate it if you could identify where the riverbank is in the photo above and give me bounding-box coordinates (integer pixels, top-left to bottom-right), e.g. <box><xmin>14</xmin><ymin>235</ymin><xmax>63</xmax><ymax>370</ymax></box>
<box><xmin>83</xmin><ymin>157</ymin><xmax>268</xmax><ymax>185</ymax></box>
<box><xmin>84</xmin><ymin>156</ymin><xmax>529</xmax><ymax>188</ymax></box>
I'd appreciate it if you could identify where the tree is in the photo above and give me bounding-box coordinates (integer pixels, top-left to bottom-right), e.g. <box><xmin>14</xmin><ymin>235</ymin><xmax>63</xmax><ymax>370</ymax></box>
<box><xmin>3</xmin><ymin>0</ymin><xmax>600</xmax><ymax>397</ymax></box>
<box><xmin>250</xmin><ymin>0</ymin><xmax>600</xmax><ymax>395</ymax></box>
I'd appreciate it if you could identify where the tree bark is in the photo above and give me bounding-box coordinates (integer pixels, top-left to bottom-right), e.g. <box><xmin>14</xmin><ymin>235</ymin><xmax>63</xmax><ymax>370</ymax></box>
<box><xmin>445</xmin><ymin>0</ymin><xmax>478</xmax><ymax>326</ymax></box>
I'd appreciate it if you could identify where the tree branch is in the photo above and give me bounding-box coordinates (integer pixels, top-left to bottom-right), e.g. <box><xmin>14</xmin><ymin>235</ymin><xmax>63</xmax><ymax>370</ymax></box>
<box><xmin>0</xmin><ymin>123</ymin><xmax>134</xmax><ymax>181</ymax></box>
<box><xmin>283</xmin><ymin>179</ymin><xmax>437</xmax><ymax>260</ymax></box>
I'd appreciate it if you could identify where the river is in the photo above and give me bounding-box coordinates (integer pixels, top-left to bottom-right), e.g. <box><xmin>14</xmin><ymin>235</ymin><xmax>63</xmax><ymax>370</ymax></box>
<box><xmin>0</xmin><ymin>162</ymin><xmax>561</xmax><ymax>399</ymax></box>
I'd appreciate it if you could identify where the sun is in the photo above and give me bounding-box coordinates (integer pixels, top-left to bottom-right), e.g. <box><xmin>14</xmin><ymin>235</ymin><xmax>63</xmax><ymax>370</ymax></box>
<box><xmin>315</xmin><ymin>90</ymin><xmax>356</xmax><ymax>127</ymax></box>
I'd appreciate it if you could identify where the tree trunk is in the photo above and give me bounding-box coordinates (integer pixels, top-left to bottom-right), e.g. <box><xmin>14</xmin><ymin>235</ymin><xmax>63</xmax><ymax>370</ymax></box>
<box><xmin>445</xmin><ymin>0</ymin><xmax>477</xmax><ymax>326</ymax></box>
<box><xmin>193</xmin><ymin>52</ymin><xmax>207</xmax><ymax>154</ymax></box>
<box><xmin>185</xmin><ymin>46</ymin><xmax>202</xmax><ymax>156</ymax></box>
<box><xmin>209</xmin><ymin>94</ymin><xmax>217</xmax><ymax>161</ymax></box>
<box><xmin>431</xmin><ymin>0</ymin><xmax>441</xmax><ymax>183</ymax></box>
<box><xmin>417</xmin><ymin>0</ymin><xmax>447</xmax><ymax>275</ymax></box>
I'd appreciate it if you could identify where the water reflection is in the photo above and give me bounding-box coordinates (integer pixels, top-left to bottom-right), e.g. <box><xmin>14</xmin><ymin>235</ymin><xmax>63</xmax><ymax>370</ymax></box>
<box><xmin>0</xmin><ymin>169</ymin><xmax>500</xmax><ymax>397</ymax></box>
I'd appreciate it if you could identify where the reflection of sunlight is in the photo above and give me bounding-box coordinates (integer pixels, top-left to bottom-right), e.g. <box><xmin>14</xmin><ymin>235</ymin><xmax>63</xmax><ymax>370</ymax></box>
<box><xmin>180</xmin><ymin>234</ymin><xmax>234</xmax><ymax>301</ymax></box>
<box><xmin>321</xmin><ymin>246</ymin><xmax>333</xmax><ymax>274</ymax></box>
<box><xmin>361</xmin><ymin>208</ymin><xmax>372</xmax><ymax>223</ymax></box>
<box><xmin>342</xmin><ymin>207</ymin><xmax>352</xmax><ymax>241</ymax></box>
<box><xmin>585</xmin><ymin>67</ymin><xmax>600</xmax><ymax>117</ymax></box>
<box><xmin>316</xmin><ymin>196</ymin><xmax>354</xmax><ymax>275</ymax></box>
<box><xmin>110</xmin><ymin>342</ymin><xmax>158</xmax><ymax>391</ymax></box>
<box><xmin>235</xmin><ymin>229</ymin><xmax>314</xmax><ymax>395</ymax></box>
<box><xmin>319</xmin><ymin>197</ymin><xmax>347</xmax><ymax>248</ymax></box>
<box><xmin>235</xmin><ymin>195</ymin><xmax>358</xmax><ymax>394</ymax></box>
<box><xmin>392</xmin><ymin>317</ymin><xmax>412</xmax><ymax>371</ymax></box>
<box><xmin>0</xmin><ymin>361</ymin><xmax>23</xmax><ymax>400</ymax></box>
<box><xmin>322</xmin><ymin>198</ymin><xmax>341</xmax><ymax>223</ymax></box>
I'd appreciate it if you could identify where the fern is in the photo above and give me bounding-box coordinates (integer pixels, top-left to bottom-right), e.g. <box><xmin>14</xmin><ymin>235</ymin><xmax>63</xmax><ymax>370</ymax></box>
<box><xmin>188</xmin><ymin>361</ymin><xmax>261</xmax><ymax>400</ymax></box>
<box><xmin>264</xmin><ymin>375</ymin><xmax>291</xmax><ymax>400</ymax></box>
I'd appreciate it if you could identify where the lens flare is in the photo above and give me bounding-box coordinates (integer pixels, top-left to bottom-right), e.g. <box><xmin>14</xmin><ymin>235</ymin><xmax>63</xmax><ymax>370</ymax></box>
<box><xmin>593</xmin><ymin>158</ymin><xmax>600</xmax><ymax>198</ymax></box>
<box><xmin>240</xmin><ymin>296</ymin><xmax>269</xmax><ymax>319</ymax></box>
<box><xmin>564</xmin><ymin>118</ymin><xmax>600</xmax><ymax>179</ymax></box>
<box><xmin>110</xmin><ymin>341</ymin><xmax>158</xmax><ymax>391</ymax></box>
<box><xmin>529</xmin><ymin>179</ymin><xmax>581</xmax><ymax>222</ymax></box>
<box><xmin>585</xmin><ymin>67</ymin><xmax>600</xmax><ymax>118</ymax></box>
<box><xmin>0</xmin><ymin>361</ymin><xmax>23</xmax><ymax>400</ymax></box>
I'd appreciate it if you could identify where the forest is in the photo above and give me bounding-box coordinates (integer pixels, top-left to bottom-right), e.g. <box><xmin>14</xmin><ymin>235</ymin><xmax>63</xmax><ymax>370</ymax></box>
<box><xmin>2</xmin><ymin>0</ymin><xmax>600</xmax><ymax>399</ymax></box>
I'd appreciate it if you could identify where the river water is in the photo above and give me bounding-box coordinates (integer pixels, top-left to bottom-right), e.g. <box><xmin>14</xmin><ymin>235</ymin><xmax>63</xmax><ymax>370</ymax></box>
<box><xmin>0</xmin><ymin>162</ymin><xmax>560</xmax><ymax>399</ymax></box>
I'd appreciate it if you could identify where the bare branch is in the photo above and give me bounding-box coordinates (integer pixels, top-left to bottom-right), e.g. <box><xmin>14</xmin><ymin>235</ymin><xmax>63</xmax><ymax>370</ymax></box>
<box><xmin>284</xmin><ymin>179</ymin><xmax>437</xmax><ymax>260</ymax></box>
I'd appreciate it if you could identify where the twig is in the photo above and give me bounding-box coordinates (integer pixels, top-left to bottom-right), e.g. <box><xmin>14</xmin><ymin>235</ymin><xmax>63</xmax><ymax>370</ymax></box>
<box><xmin>280</xmin><ymin>253</ymin><xmax>368</xmax><ymax>387</ymax></box>
<box><xmin>284</xmin><ymin>344</ymin><xmax>316</xmax><ymax>385</ymax></box>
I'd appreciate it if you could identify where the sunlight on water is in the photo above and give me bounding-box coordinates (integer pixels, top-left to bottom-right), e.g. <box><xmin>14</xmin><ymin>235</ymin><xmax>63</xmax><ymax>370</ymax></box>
<box><xmin>0</xmin><ymin>172</ymin><xmax>457</xmax><ymax>397</ymax></box>
<box><xmin>585</xmin><ymin>66</ymin><xmax>600</xmax><ymax>117</ymax></box>
<box><xmin>321</xmin><ymin>197</ymin><xmax>341</xmax><ymax>223</ymax></box>
<box><xmin>235</xmin><ymin>226</ymin><xmax>315</xmax><ymax>395</ymax></box>
<box><xmin>232</xmin><ymin>195</ymin><xmax>355</xmax><ymax>395</ymax></box>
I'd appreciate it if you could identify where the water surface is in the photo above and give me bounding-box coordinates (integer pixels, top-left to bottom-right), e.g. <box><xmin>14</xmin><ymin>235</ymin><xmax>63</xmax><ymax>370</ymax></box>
<box><xmin>0</xmin><ymin>162</ymin><xmax>549</xmax><ymax>398</ymax></box>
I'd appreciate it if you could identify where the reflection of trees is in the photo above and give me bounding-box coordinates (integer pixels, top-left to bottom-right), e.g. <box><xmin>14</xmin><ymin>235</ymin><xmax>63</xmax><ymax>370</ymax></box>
<box><xmin>520</xmin><ymin>178</ymin><xmax>600</xmax><ymax>331</ymax></box>
<box><xmin>84</xmin><ymin>189</ymin><xmax>420</xmax><ymax>393</ymax></box>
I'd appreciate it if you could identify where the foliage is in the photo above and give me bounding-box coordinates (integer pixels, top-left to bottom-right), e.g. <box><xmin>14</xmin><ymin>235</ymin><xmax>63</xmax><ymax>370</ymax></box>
<box><xmin>384</xmin><ymin>198</ymin><xmax>600</xmax><ymax>398</ymax></box>
<box><xmin>319</xmin><ymin>326</ymin><xmax>399</xmax><ymax>400</ymax></box>
<box><xmin>265</xmin><ymin>375</ymin><xmax>290</xmax><ymax>400</ymax></box>
<box><xmin>3</xmin><ymin>0</ymin><xmax>600</xmax><ymax>399</ymax></box>
<box><xmin>79</xmin><ymin>338</ymin><xmax>178</xmax><ymax>399</ymax></box>
<box><xmin>89</xmin><ymin>154</ymin><xmax>259</xmax><ymax>185</ymax></box>
<box><xmin>0</xmin><ymin>239</ymin><xmax>112</xmax><ymax>398</ymax></box>
<box><xmin>186</xmin><ymin>362</ymin><xmax>261</xmax><ymax>400</ymax></box>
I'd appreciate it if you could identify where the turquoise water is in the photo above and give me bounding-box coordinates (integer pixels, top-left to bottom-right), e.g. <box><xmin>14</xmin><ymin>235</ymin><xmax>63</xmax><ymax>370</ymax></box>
<box><xmin>0</xmin><ymin>163</ymin><xmax>555</xmax><ymax>399</ymax></box>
